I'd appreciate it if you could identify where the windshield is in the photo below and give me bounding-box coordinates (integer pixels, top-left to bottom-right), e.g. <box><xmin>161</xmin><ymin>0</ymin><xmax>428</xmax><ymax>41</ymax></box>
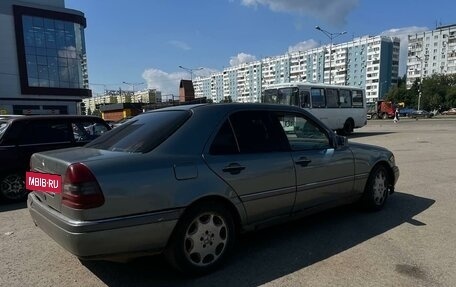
<box><xmin>262</xmin><ymin>88</ymin><xmax>298</xmax><ymax>105</ymax></box>
<box><xmin>86</xmin><ymin>110</ymin><xmax>191</xmax><ymax>153</ymax></box>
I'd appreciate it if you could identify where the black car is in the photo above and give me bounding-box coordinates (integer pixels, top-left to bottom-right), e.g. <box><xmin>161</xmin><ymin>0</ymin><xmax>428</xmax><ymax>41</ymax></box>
<box><xmin>0</xmin><ymin>115</ymin><xmax>111</xmax><ymax>202</ymax></box>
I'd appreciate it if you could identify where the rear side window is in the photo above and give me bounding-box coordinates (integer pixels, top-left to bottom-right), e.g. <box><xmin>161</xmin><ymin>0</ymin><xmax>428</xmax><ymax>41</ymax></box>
<box><xmin>209</xmin><ymin>121</ymin><xmax>238</xmax><ymax>155</ymax></box>
<box><xmin>229</xmin><ymin>111</ymin><xmax>287</xmax><ymax>154</ymax></box>
<box><xmin>20</xmin><ymin>120</ymin><xmax>72</xmax><ymax>144</ymax></box>
<box><xmin>86</xmin><ymin>110</ymin><xmax>191</xmax><ymax>153</ymax></box>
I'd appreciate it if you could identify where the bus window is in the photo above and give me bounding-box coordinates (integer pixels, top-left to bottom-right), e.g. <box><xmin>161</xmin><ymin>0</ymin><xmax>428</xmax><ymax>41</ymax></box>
<box><xmin>310</xmin><ymin>88</ymin><xmax>326</xmax><ymax>108</ymax></box>
<box><xmin>352</xmin><ymin>90</ymin><xmax>364</xmax><ymax>107</ymax></box>
<box><xmin>339</xmin><ymin>90</ymin><xmax>351</xmax><ymax>108</ymax></box>
<box><xmin>326</xmin><ymin>88</ymin><xmax>339</xmax><ymax>108</ymax></box>
<box><xmin>262</xmin><ymin>89</ymin><xmax>278</xmax><ymax>103</ymax></box>
<box><xmin>300</xmin><ymin>91</ymin><xmax>310</xmax><ymax>108</ymax></box>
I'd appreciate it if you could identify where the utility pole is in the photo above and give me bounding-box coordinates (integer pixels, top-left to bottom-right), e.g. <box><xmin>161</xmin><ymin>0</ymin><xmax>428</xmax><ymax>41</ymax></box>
<box><xmin>178</xmin><ymin>66</ymin><xmax>203</xmax><ymax>81</ymax></box>
<box><xmin>415</xmin><ymin>56</ymin><xmax>424</xmax><ymax>110</ymax></box>
<box><xmin>315</xmin><ymin>26</ymin><xmax>347</xmax><ymax>85</ymax></box>
<box><xmin>123</xmin><ymin>81</ymin><xmax>144</xmax><ymax>102</ymax></box>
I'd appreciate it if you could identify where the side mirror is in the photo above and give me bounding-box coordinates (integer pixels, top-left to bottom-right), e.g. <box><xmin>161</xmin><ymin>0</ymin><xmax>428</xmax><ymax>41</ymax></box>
<box><xmin>336</xmin><ymin>135</ymin><xmax>348</xmax><ymax>148</ymax></box>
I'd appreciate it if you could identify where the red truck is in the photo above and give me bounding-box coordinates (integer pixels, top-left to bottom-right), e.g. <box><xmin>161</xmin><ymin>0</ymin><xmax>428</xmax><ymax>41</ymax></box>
<box><xmin>367</xmin><ymin>100</ymin><xmax>396</xmax><ymax>120</ymax></box>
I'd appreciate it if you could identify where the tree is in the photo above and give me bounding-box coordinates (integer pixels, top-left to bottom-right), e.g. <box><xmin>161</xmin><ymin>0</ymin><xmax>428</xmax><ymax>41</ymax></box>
<box><xmin>222</xmin><ymin>96</ymin><xmax>232</xmax><ymax>103</ymax></box>
<box><xmin>91</xmin><ymin>109</ymin><xmax>101</xmax><ymax>117</ymax></box>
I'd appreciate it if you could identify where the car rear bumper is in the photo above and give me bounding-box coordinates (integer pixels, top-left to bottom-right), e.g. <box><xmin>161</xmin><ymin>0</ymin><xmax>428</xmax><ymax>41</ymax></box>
<box><xmin>28</xmin><ymin>193</ymin><xmax>180</xmax><ymax>260</ymax></box>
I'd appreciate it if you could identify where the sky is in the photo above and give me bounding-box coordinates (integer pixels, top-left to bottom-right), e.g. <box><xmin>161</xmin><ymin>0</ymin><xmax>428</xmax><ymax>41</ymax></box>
<box><xmin>65</xmin><ymin>0</ymin><xmax>455</xmax><ymax>96</ymax></box>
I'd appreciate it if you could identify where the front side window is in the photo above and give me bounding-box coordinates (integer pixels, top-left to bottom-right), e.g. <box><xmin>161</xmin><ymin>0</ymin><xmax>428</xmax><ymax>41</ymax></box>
<box><xmin>0</xmin><ymin>121</ymin><xmax>9</xmax><ymax>139</ymax></box>
<box><xmin>274</xmin><ymin>112</ymin><xmax>330</xmax><ymax>150</ymax></box>
<box><xmin>300</xmin><ymin>90</ymin><xmax>310</xmax><ymax>108</ymax></box>
<box><xmin>72</xmin><ymin>120</ymin><xmax>109</xmax><ymax>142</ymax></box>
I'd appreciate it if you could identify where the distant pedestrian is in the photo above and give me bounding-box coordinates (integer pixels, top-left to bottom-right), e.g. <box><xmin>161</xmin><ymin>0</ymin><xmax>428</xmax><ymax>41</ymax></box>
<box><xmin>393</xmin><ymin>108</ymin><xmax>400</xmax><ymax>123</ymax></box>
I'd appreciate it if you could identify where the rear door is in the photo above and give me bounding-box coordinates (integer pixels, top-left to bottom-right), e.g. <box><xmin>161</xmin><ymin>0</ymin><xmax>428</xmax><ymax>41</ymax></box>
<box><xmin>17</xmin><ymin>119</ymin><xmax>74</xmax><ymax>173</ymax></box>
<box><xmin>204</xmin><ymin>110</ymin><xmax>296</xmax><ymax>224</ymax></box>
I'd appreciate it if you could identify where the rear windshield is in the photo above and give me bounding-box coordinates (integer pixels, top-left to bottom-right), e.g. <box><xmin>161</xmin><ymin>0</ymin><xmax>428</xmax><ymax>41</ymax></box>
<box><xmin>86</xmin><ymin>110</ymin><xmax>191</xmax><ymax>153</ymax></box>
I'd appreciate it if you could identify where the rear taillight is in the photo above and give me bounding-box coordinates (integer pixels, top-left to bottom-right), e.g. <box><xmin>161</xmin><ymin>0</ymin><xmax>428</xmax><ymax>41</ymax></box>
<box><xmin>62</xmin><ymin>163</ymin><xmax>104</xmax><ymax>209</ymax></box>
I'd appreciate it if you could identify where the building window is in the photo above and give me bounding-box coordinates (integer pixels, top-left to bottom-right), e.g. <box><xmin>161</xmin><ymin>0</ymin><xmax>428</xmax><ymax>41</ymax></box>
<box><xmin>13</xmin><ymin>5</ymin><xmax>90</xmax><ymax>97</ymax></box>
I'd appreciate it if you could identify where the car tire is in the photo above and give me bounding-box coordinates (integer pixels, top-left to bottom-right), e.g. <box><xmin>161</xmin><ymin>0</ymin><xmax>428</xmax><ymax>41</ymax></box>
<box><xmin>0</xmin><ymin>173</ymin><xmax>27</xmax><ymax>202</ymax></box>
<box><xmin>337</xmin><ymin>119</ymin><xmax>354</xmax><ymax>136</ymax></box>
<box><xmin>165</xmin><ymin>202</ymin><xmax>235</xmax><ymax>275</ymax></box>
<box><xmin>360</xmin><ymin>165</ymin><xmax>391</xmax><ymax>211</ymax></box>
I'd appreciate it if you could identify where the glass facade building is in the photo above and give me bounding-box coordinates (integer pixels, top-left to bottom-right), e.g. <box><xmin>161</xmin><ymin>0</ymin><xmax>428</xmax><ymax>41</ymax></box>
<box><xmin>0</xmin><ymin>1</ymin><xmax>90</xmax><ymax>115</ymax></box>
<box><xmin>22</xmin><ymin>15</ymin><xmax>87</xmax><ymax>89</ymax></box>
<box><xmin>13</xmin><ymin>4</ymin><xmax>89</xmax><ymax>97</ymax></box>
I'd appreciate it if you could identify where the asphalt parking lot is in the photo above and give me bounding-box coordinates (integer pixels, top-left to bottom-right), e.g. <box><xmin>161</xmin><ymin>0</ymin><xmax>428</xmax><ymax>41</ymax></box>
<box><xmin>1</xmin><ymin>117</ymin><xmax>456</xmax><ymax>287</ymax></box>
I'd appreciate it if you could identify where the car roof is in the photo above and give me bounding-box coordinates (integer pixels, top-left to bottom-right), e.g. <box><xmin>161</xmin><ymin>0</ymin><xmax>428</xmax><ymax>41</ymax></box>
<box><xmin>145</xmin><ymin>102</ymin><xmax>306</xmax><ymax>114</ymax></box>
<box><xmin>5</xmin><ymin>115</ymin><xmax>107</xmax><ymax>123</ymax></box>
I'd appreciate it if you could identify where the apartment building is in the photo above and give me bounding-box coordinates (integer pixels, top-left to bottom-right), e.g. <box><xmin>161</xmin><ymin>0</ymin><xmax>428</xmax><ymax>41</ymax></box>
<box><xmin>82</xmin><ymin>88</ymin><xmax>162</xmax><ymax>114</ymax></box>
<box><xmin>194</xmin><ymin>35</ymin><xmax>400</xmax><ymax>103</ymax></box>
<box><xmin>0</xmin><ymin>0</ymin><xmax>90</xmax><ymax>115</ymax></box>
<box><xmin>407</xmin><ymin>24</ymin><xmax>456</xmax><ymax>88</ymax></box>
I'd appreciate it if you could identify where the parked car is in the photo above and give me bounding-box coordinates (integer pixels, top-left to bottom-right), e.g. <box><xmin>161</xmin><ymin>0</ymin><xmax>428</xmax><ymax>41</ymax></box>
<box><xmin>398</xmin><ymin>107</ymin><xmax>416</xmax><ymax>118</ymax></box>
<box><xmin>411</xmin><ymin>110</ymin><xmax>433</xmax><ymax>118</ymax></box>
<box><xmin>0</xmin><ymin>115</ymin><xmax>111</xmax><ymax>202</ymax></box>
<box><xmin>441</xmin><ymin>108</ymin><xmax>456</xmax><ymax>115</ymax></box>
<box><xmin>27</xmin><ymin>103</ymin><xmax>399</xmax><ymax>275</ymax></box>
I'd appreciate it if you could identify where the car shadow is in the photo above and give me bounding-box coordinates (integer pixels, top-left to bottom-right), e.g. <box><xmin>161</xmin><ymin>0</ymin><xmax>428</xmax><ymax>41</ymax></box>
<box><xmin>0</xmin><ymin>201</ymin><xmax>27</xmax><ymax>212</ymax></box>
<box><xmin>348</xmin><ymin>131</ymin><xmax>395</xmax><ymax>139</ymax></box>
<box><xmin>81</xmin><ymin>192</ymin><xmax>434</xmax><ymax>287</ymax></box>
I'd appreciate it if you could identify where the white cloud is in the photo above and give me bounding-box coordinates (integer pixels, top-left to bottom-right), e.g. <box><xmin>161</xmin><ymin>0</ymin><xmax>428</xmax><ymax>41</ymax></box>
<box><xmin>168</xmin><ymin>40</ymin><xmax>191</xmax><ymax>51</ymax></box>
<box><xmin>380</xmin><ymin>26</ymin><xmax>428</xmax><ymax>76</ymax></box>
<box><xmin>288</xmin><ymin>39</ymin><xmax>319</xmax><ymax>53</ymax></box>
<box><xmin>229</xmin><ymin>53</ymin><xmax>257</xmax><ymax>66</ymax></box>
<box><xmin>142</xmin><ymin>69</ymin><xmax>186</xmax><ymax>96</ymax></box>
<box><xmin>141</xmin><ymin>67</ymin><xmax>219</xmax><ymax>96</ymax></box>
<box><xmin>241</xmin><ymin>0</ymin><xmax>359</xmax><ymax>25</ymax></box>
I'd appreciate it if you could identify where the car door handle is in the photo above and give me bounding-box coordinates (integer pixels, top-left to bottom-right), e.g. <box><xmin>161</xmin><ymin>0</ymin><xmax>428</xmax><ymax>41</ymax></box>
<box><xmin>222</xmin><ymin>163</ymin><xmax>246</xmax><ymax>175</ymax></box>
<box><xmin>295</xmin><ymin>157</ymin><xmax>312</xmax><ymax>166</ymax></box>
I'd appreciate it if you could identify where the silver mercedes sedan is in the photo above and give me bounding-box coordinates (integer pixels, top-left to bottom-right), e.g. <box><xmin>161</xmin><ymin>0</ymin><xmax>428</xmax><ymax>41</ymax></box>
<box><xmin>27</xmin><ymin>103</ymin><xmax>399</xmax><ymax>275</ymax></box>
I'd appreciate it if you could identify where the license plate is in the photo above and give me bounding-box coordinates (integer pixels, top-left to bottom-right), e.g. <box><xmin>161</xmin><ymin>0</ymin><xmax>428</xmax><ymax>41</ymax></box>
<box><xmin>26</xmin><ymin>171</ymin><xmax>62</xmax><ymax>194</ymax></box>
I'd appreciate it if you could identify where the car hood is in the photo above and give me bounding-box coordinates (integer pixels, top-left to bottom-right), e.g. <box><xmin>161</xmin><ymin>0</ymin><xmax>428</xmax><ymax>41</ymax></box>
<box><xmin>348</xmin><ymin>141</ymin><xmax>391</xmax><ymax>154</ymax></box>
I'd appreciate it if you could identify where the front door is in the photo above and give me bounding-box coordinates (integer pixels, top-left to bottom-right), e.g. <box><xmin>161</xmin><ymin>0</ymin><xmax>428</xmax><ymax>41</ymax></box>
<box><xmin>273</xmin><ymin>111</ymin><xmax>355</xmax><ymax>211</ymax></box>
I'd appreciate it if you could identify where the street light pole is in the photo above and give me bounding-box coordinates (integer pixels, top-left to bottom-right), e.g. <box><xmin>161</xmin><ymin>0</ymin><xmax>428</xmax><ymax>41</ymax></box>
<box><xmin>122</xmin><ymin>81</ymin><xmax>144</xmax><ymax>102</ymax></box>
<box><xmin>415</xmin><ymin>56</ymin><xmax>423</xmax><ymax>110</ymax></box>
<box><xmin>315</xmin><ymin>26</ymin><xmax>347</xmax><ymax>85</ymax></box>
<box><xmin>178</xmin><ymin>65</ymin><xmax>203</xmax><ymax>81</ymax></box>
